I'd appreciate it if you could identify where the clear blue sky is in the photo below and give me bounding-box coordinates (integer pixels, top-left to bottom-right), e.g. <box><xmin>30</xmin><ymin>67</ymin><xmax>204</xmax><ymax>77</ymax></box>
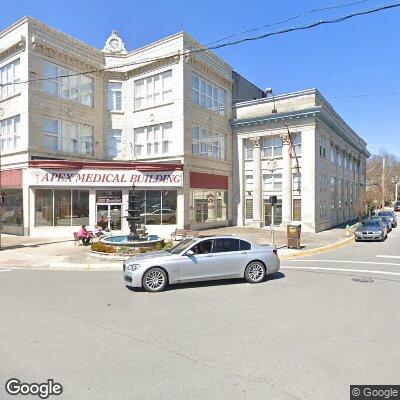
<box><xmin>1</xmin><ymin>0</ymin><xmax>399</xmax><ymax>156</ymax></box>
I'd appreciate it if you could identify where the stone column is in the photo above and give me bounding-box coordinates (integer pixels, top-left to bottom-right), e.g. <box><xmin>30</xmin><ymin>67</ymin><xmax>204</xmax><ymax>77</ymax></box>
<box><xmin>281</xmin><ymin>132</ymin><xmax>292</xmax><ymax>226</ymax></box>
<box><xmin>251</xmin><ymin>137</ymin><xmax>263</xmax><ymax>227</ymax></box>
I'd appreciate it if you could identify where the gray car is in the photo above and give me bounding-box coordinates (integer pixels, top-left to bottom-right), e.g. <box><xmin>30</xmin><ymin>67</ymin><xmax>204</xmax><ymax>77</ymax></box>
<box><xmin>355</xmin><ymin>219</ymin><xmax>388</xmax><ymax>242</ymax></box>
<box><xmin>123</xmin><ymin>236</ymin><xmax>280</xmax><ymax>292</ymax></box>
<box><xmin>376</xmin><ymin>210</ymin><xmax>397</xmax><ymax>228</ymax></box>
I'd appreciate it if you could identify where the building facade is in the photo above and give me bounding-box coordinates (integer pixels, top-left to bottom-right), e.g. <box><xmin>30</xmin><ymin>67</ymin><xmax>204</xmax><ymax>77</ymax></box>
<box><xmin>0</xmin><ymin>18</ymin><xmax>368</xmax><ymax>237</ymax></box>
<box><xmin>0</xmin><ymin>17</ymin><xmax>263</xmax><ymax>236</ymax></box>
<box><xmin>233</xmin><ymin>89</ymin><xmax>370</xmax><ymax>232</ymax></box>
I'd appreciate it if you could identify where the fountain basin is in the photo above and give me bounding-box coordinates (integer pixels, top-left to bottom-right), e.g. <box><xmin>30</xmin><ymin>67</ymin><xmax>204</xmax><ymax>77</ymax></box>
<box><xmin>102</xmin><ymin>235</ymin><xmax>164</xmax><ymax>248</ymax></box>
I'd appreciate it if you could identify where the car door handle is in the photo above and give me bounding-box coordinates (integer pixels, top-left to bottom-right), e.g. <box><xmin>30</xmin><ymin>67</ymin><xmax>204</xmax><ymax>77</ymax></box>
<box><xmin>241</xmin><ymin>252</ymin><xmax>248</xmax><ymax>254</ymax></box>
<box><xmin>205</xmin><ymin>255</ymin><xmax>213</xmax><ymax>257</ymax></box>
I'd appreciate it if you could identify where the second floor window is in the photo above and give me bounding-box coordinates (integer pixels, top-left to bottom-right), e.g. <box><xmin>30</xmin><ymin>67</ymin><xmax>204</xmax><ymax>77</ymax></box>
<box><xmin>192</xmin><ymin>73</ymin><xmax>226</xmax><ymax>115</ymax></box>
<box><xmin>264</xmin><ymin>173</ymin><xmax>283</xmax><ymax>191</ymax></box>
<box><xmin>292</xmin><ymin>132</ymin><xmax>301</xmax><ymax>156</ymax></box>
<box><xmin>43</xmin><ymin>117</ymin><xmax>94</xmax><ymax>155</ymax></box>
<box><xmin>0</xmin><ymin>58</ymin><xmax>20</xmax><ymax>100</ymax></box>
<box><xmin>107</xmin><ymin>129</ymin><xmax>122</xmax><ymax>159</ymax></box>
<box><xmin>0</xmin><ymin>114</ymin><xmax>20</xmax><ymax>151</ymax></box>
<box><xmin>42</xmin><ymin>61</ymin><xmax>94</xmax><ymax>107</ymax></box>
<box><xmin>134</xmin><ymin>70</ymin><xmax>172</xmax><ymax>110</ymax></box>
<box><xmin>319</xmin><ymin>135</ymin><xmax>327</xmax><ymax>158</ymax></box>
<box><xmin>263</xmin><ymin>136</ymin><xmax>282</xmax><ymax>157</ymax></box>
<box><xmin>108</xmin><ymin>82</ymin><xmax>122</xmax><ymax>111</ymax></box>
<box><xmin>134</xmin><ymin>122</ymin><xmax>172</xmax><ymax>158</ymax></box>
<box><xmin>192</xmin><ymin>126</ymin><xmax>227</xmax><ymax>161</ymax></box>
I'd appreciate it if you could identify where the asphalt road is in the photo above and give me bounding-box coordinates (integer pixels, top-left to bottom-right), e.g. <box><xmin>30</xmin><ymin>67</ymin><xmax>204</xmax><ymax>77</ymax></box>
<box><xmin>1</xmin><ymin>226</ymin><xmax>400</xmax><ymax>400</ymax></box>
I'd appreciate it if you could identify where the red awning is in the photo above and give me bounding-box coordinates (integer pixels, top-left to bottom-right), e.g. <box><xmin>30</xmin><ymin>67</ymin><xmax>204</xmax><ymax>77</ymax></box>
<box><xmin>0</xmin><ymin>169</ymin><xmax>22</xmax><ymax>187</ymax></box>
<box><xmin>190</xmin><ymin>172</ymin><xmax>229</xmax><ymax>190</ymax></box>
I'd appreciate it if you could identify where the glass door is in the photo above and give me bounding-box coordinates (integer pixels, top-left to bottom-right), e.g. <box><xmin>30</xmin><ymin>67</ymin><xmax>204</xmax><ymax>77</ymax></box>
<box><xmin>264</xmin><ymin>200</ymin><xmax>282</xmax><ymax>226</ymax></box>
<box><xmin>96</xmin><ymin>204</ymin><xmax>122</xmax><ymax>231</ymax></box>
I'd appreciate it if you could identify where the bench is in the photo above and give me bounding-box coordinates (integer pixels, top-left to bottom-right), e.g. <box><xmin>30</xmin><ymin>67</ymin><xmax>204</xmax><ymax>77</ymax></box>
<box><xmin>73</xmin><ymin>230</ymin><xmax>95</xmax><ymax>245</ymax></box>
<box><xmin>171</xmin><ymin>229</ymin><xmax>199</xmax><ymax>241</ymax></box>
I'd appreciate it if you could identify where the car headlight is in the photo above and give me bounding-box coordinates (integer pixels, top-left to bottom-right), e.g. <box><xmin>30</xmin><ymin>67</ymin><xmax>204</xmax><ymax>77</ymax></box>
<box><xmin>126</xmin><ymin>263</ymin><xmax>141</xmax><ymax>271</ymax></box>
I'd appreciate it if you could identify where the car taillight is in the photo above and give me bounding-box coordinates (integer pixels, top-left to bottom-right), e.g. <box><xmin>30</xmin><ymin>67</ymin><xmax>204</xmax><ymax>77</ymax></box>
<box><xmin>273</xmin><ymin>249</ymin><xmax>278</xmax><ymax>257</ymax></box>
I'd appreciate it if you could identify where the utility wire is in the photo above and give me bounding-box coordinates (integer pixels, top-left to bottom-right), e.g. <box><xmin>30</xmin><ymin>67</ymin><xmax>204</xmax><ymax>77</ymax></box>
<box><xmin>206</xmin><ymin>0</ymin><xmax>375</xmax><ymax>46</ymax></box>
<box><xmin>1</xmin><ymin>1</ymin><xmax>399</xmax><ymax>88</ymax></box>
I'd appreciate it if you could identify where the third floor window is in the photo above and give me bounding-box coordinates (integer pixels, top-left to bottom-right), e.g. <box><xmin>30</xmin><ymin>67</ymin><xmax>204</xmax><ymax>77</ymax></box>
<box><xmin>0</xmin><ymin>58</ymin><xmax>20</xmax><ymax>100</ymax></box>
<box><xmin>108</xmin><ymin>82</ymin><xmax>122</xmax><ymax>111</ymax></box>
<box><xmin>192</xmin><ymin>73</ymin><xmax>226</xmax><ymax>116</ymax></box>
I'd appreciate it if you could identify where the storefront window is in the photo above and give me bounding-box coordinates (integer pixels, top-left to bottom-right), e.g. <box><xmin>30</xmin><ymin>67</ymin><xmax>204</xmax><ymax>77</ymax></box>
<box><xmin>132</xmin><ymin>189</ymin><xmax>177</xmax><ymax>226</ymax></box>
<box><xmin>35</xmin><ymin>189</ymin><xmax>53</xmax><ymax>226</ymax></box>
<box><xmin>190</xmin><ymin>189</ymin><xmax>228</xmax><ymax>223</ymax></box>
<box><xmin>0</xmin><ymin>190</ymin><xmax>23</xmax><ymax>226</ymax></box>
<box><xmin>35</xmin><ymin>189</ymin><xmax>89</xmax><ymax>227</ymax></box>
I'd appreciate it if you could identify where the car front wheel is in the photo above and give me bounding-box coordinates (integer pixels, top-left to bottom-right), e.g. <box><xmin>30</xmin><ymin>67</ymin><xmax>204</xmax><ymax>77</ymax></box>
<box><xmin>244</xmin><ymin>261</ymin><xmax>266</xmax><ymax>284</ymax></box>
<box><xmin>143</xmin><ymin>267</ymin><xmax>168</xmax><ymax>292</ymax></box>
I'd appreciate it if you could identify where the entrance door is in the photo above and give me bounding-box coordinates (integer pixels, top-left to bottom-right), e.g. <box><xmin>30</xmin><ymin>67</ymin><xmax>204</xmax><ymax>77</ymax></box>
<box><xmin>264</xmin><ymin>200</ymin><xmax>282</xmax><ymax>226</ymax></box>
<box><xmin>96</xmin><ymin>204</ymin><xmax>122</xmax><ymax>230</ymax></box>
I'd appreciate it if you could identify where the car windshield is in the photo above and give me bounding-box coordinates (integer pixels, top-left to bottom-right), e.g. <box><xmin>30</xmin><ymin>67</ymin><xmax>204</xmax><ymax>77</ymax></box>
<box><xmin>167</xmin><ymin>238</ymin><xmax>198</xmax><ymax>254</ymax></box>
<box><xmin>363</xmin><ymin>220</ymin><xmax>380</xmax><ymax>227</ymax></box>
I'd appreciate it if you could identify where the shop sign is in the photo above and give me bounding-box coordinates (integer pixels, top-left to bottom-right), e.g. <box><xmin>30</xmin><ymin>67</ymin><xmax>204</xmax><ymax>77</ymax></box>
<box><xmin>26</xmin><ymin>169</ymin><xmax>183</xmax><ymax>188</ymax></box>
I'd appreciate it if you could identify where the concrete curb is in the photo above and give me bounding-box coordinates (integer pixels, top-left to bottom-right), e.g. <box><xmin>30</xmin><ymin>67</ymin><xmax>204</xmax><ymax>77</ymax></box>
<box><xmin>279</xmin><ymin>235</ymin><xmax>354</xmax><ymax>260</ymax></box>
<box><xmin>49</xmin><ymin>262</ymin><xmax>121</xmax><ymax>270</ymax></box>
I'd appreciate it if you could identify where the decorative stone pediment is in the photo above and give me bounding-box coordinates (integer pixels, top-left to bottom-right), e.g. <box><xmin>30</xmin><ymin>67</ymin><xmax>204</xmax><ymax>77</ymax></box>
<box><xmin>102</xmin><ymin>30</ymin><xmax>127</xmax><ymax>54</ymax></box>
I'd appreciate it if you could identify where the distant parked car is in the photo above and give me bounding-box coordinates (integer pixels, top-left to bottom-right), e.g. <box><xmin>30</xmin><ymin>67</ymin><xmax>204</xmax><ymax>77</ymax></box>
<box><xmin>369</xmin><ymin>216</ymin><xmax>392</xmax><ymax>232</ymax></box>
<box><xmin>141</xmin><ymin>208</ymin><xmax>176</xmax><ymax>224</ymax></box>
<box><xmin>355</xmin><ymin>219</ymin><xmax>388</xmax><ymax>242</ymax></box>
<box><xmin>394</xmin><ymin>202</ymin><xmax>400</xmax><ymax>212</ymax></box>
<box><xmin>123</xmin><ymin>236</ymin><xmax>280</xmax><ymax>292</ymax></box>
<box><xmin>376</xmin><ymin>210</ymin><xmax>397</xmax><ymax>228</ymax></box>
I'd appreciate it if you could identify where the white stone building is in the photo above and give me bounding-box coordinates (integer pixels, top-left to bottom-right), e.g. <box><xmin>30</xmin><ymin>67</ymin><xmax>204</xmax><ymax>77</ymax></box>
<box><xmin>0</xmin><ymin>17</ymin><xmax>264</xmax><ymax>236</ymax></box>
<box><xmin>232</xmin><ymin>89</ymin><xmax>370</xmax><ymax>233</ymax></box>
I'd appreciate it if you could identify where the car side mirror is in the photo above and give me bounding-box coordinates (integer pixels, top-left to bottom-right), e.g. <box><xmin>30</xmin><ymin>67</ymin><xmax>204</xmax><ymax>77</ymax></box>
<box><xmin>186</xmin><ymin>250</ymin><xmax>194</xmax><ymax>256</ymax></box>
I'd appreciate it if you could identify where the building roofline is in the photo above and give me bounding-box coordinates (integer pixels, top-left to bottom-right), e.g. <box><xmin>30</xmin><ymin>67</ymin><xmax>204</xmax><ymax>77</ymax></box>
<box><xmin>0</xmin><ymin>16</ymin><xmax>29</xmax><ymax>40</ymax></box>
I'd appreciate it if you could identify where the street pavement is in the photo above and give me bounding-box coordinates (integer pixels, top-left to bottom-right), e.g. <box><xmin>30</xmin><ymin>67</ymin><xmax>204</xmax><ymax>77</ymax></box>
<box><xmin>0</xmin><ymin>225</ymin><xmax>399</xmax><ymax>399</ymax></box>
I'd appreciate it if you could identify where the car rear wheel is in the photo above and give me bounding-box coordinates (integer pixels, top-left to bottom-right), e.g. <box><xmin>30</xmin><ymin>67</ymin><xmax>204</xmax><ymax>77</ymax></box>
<box><xmin>143</xmin><ymin>268</ymin><xmax>168</xmax><ymax>292</ymax></box>
<box><xmin>244</xmin><ymin>261</ymin><xmax>266</xmax><ymax>284</ymax></box>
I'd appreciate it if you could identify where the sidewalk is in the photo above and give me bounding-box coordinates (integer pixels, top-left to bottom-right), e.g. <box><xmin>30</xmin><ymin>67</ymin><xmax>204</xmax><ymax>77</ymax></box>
<box><xmin>0</xmin><ymin>224</ymin><xmax>354</xmax><ymax>270</ymax></box>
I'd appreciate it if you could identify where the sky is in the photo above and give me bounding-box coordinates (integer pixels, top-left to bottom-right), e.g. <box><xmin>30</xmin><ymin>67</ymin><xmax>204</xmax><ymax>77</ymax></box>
<box><xmin>1</xmin><ymin>0</ymin><xmax>399</xmax><ymax>156</ymax></box>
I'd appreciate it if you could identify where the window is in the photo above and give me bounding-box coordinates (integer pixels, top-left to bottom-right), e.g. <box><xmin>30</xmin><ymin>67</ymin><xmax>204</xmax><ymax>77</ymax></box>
<box><xmin>245</xmin><ymin>140</ymin><xmax>253</xmax><ymax>159</ymax></box>
<box><xmin>191</xmin><ymin>239</ymin><xmax>213</xmax><ymax>255</ymax></box>
<box><xmin>293</xmin><ymin>173</ymin><xmax>301</xmax><ymax>192</ymax></box>
<box><xmin>319</xmin><ymin>135</ymin><xmax>327</xmax><ymax>158</ymax></box>
<box><xmin>133</xmin><ymin>189</ymin><xmax>177</xmax><ymax>226</ymax></box>
<box><xmin>245</xmin><ymin>199</ymin><xmax>253</xmax><ymax>219</ymax></box>
<box><xmin>213</xmin><ymin>238</ymin><xmax>240</xmax><ymax>253</ymax></box>
<box><xmin>107</xmin><ymin>129</ymin><xmax>122</xmax><ymax>159</ymax></box>
<box><xmin>42</xmin><ymin>118</ymin><xmax>94</xmax><ymax>155</ymax></box>
<box><xmin>0</xmin><ymin>115</ymin><xmax>20</xmax><ymax>152</ymax></box>
<box><xmin>190</xmin><ymin>189</ymin><xmax>228</xmax><ymax>223</ymax></box>
<box><xmin>35</xmin><ymin>189</ymin><xmax>89</xmax><ymax>227</ymax></box>
<box><xmin>338</xmin><ymin>150</ymin><xmax>342</xmax><ymax>167</ymax></box>
<box><xmin>292</xmin><ymin>132</ymin><xmax>301</xmax><ymax>156</ymax></box>
<box><xmin>319</xmin><ymin>198</ymin><xmax>327</xmax><ymax>218</ymax></box>
<box><xmin>262</xmin><ymin>136</ymin><xmax>282</xmax><ymax>157</ymax></box>
<box><xmin>245</xmin><ymin>175</ymin><xmax>253</xmax><ymax>190</ymax></box>
<box><xmin>293</xmin><ymin>199</ymin><xmax>301</xmax><ymax>221</ymax></box>
<box><xmin>42</xmin><ymin>61</ymin><xmax>93</xmax><ymax>106</ymax></box>
<box><xmin>134</xmin><ymin>122</ymin><xmax>172</xmax><ymax>158</ymax></box>
<box><xmin>331</xmin><ymin>145</ymin><xmax>336</xmax><ymax>164</ymax></box>
<box><xmin>331</xmin><ymin>177</ymin><xmax>336</xmax><ymax>218</ymax></box>
<box><xmin>1</xmin><ymin>189</ymin><xmax>23</xmax><ymax>226</ymax></box>
<box><xmin>264</xmin><ymin>173</ymin><xmax>282</xmax><ymax>191</ymax></box>
<box><xmin>0</xmin><ymin>58</ymin><xmax>20</xmax><ymax>100</ymax></box>
<box><xmin>134</xmin><ymin>70</ymin><xmax>172</xmax><ymax>110</ymax></box>
<box><xmin>192</xmin><ymin>126</ymin><xmax>227</xmax><ymax>161</ymax></box>
<box><xmin>192</xmin><ymin>73</ymin><xmax>226</xmax><ymax>115</ymax></box>
<box><xmin>240</xmin><ymin>240</ymin><xmax>251</xmax><ymax>250</ymax></box>
<box><xmin>320</xmin><ymin>174</ymin><xmax>327</xmax><ymax>191</ymax></box>
<box><xmin>108</xmin><ymin>82</ymin><xmax>122</xmax><ymax>111</ymax></box>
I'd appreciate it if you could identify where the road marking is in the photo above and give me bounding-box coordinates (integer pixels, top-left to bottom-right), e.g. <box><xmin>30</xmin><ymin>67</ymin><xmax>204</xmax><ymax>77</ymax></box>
<box><xmin>281</xmin><ymin>266</ymin><xmax>400</xmax><ymax>277</ymax></box>
<box><xmin>376</xmin><ymin>255</ymin><xmax>400</xmax><ymax>259</ymax></box>
<box><xmin>288</xmin><ymin>259</ymin><xmax>400</xmax><ymax>267</ymax></box>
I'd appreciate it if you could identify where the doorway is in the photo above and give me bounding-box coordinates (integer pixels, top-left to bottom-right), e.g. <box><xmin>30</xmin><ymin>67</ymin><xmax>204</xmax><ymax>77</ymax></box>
<box><xmin>96</xmin><ymin>204</ymin><xmax>122</xmax><ymax>230</ymax></box>
<box><xmin>264</xmin><ymin>199</ymin><xmax>282</xmax><ymax>226</ymax></box>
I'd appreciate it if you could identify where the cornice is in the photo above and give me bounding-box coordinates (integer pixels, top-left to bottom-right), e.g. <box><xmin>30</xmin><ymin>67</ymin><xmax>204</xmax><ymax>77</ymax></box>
<box><xmin>186</xmin><ymin>53</ymin><xmax>232</xmax><ymax>89</ymax></box>
<box><xmin>0</xmin><ymin>36</ymin><xmax>26</xmax><ymax>64</ymax></box>
<box><xmin>233</xmin><ymin>106</ymin><xmax>370</xmax><ymax>158</ymax></box>
<box><xmin>31</xmin><ymin>36</ymin><xmax>102</xmax><ymax>73</ymax></box>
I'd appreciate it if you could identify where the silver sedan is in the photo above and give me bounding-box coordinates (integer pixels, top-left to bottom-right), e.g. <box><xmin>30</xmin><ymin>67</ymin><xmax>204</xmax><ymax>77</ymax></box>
<box><xmin>123</xmin><ymin>236</ymin><xmax>280</xmax><ymax>292</ymax></box>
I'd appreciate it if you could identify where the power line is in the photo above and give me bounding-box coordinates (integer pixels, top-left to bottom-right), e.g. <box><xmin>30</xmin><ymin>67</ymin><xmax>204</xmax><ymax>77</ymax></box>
<box><xmin>334</xmin><ymin>91</ymin><xmax>400</xmax><ymax>98</ymax></box>
<box><xmin>0</xmin><ymin>1</ymin><xmax>399</xmax><ymax>88</ymax></box>
<box><xmin>206</xmin><ymin>0</ymin><xmax>375</xmax><ymax>46</ymax></box>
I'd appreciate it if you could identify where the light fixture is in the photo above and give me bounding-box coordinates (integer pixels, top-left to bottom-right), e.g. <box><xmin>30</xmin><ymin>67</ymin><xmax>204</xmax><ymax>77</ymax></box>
<box><xmin>264</xmin><ymin>87</ymin><xmax>277</xmax><ymax>113</ymax></box>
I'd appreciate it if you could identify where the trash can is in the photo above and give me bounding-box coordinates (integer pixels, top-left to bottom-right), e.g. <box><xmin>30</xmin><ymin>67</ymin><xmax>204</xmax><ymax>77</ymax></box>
<box><xmin>287</xmin><ymin>224</ymin><xmax>301</xmax><ymax>249</ymax></box>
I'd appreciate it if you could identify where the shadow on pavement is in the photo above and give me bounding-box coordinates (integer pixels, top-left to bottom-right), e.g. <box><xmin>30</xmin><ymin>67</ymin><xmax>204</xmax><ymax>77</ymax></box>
<box><xmin>0</xmin><ymin>240</ymin><xmax>74</xmax><ymax>251</ymax></box>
